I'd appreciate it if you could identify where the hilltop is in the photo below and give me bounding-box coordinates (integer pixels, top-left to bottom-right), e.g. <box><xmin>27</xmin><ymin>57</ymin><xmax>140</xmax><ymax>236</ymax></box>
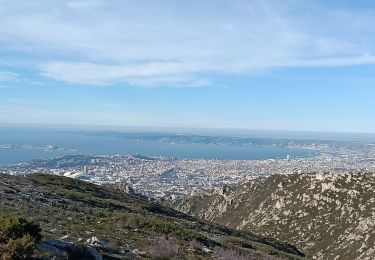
<box><xmin>171</xmin><ymin>172</ymin><xmax>375</xmax><ymax>259</ymax></box>
<box><xmin>0</xmin><ymin>173</ymin><xmax>305</xmax><ymax>259</ymax></box>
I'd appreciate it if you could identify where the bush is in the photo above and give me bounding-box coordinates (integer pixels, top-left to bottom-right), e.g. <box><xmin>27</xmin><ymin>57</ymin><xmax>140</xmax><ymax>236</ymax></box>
<box><xmin>0</xmin><ymin>215</ymin><xmax>42</xmax><ymax>243</ymax></box>
<box><xmin>0</xmin><ymin>215</ymin><xmax>42</xmax><ymax>259</ymax></box>
<box><xmin>213</xmin><ymin>247</ymin><xmax>251</xmax><ymax>260</ymax></box>
<box><xmin>189</xmin><ymin>239</ymin><xmax>204</xmax><ymax>251</ymax></box>
<box><xmin>148</xmin><ymin>237</ymin><xmax>180</xmax><ymax>259</ymax></box>
<box><xmin>135</xmin><ymin>215</ymin><xmax>203</xmax><ymax>241</ymax></box>
<box><xmin>1</xmin><ymin>234</ymin><xmax>35</xmax><ymax>260</ymax></box>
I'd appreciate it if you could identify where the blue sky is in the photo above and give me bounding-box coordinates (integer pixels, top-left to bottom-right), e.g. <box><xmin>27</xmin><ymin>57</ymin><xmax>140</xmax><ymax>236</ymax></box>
<box><xmin>1</xmin><ymin>0</ymin><xmax>375</xmax><ymax>133</ymax></box>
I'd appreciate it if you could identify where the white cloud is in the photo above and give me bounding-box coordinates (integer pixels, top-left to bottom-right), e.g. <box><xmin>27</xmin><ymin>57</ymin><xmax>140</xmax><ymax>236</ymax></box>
<box><xmin>0</xmin><ymin>71</ymin><xmax>18</xmax><ymax>82</ymax></box>
<box><xmin>1</xmin><ymin>0</ymin><xmax>375</xmax><ymax>86</ymax></box>
<box><xmin>39</xmin><ymin>61</ymin><xmax>212</xmax><ymax>86</ymax></box>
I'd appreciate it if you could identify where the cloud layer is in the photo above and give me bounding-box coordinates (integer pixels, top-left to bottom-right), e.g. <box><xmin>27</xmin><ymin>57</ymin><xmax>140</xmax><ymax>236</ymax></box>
<box><xmin>1</xmin><ymin>0</ymin><xmax>375</xmax><ymax>86</ymax></box>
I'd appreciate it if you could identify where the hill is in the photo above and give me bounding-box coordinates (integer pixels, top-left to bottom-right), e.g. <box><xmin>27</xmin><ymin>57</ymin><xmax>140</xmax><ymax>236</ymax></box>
<box><xmin>0</xmin><ymin>173</ymin><xmax>305</xmax><ymax>259</ymax></box>
<box><xmin>172</xmin><ymin>173</ymin><xmax>375</xmax><ymax>260</ymax></box>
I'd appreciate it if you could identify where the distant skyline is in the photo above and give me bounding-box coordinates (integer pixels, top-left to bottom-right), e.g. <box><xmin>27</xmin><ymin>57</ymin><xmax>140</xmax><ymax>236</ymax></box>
<box><xmin>1</xmin><ymin>1</ymin><xmax>375</xmax><ymax>133</ymax></box>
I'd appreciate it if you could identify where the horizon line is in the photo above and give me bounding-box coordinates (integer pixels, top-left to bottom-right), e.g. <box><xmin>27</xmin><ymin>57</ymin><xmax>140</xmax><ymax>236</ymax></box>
<box><xmin>1</xmin><ymin>122</ymin><xmax>375</xmax><ymax>136</ymax></box>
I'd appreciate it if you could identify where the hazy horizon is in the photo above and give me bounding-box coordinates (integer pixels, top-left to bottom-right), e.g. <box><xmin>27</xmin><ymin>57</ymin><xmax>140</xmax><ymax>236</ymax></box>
<box><xmin>2</xmin><ymin>123</ymin><xmax>375</xmax><ymax>142</ymax></box>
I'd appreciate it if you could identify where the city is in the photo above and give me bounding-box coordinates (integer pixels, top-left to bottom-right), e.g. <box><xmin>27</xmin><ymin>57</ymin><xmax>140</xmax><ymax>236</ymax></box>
<box><xmin>2</xmin><ymin>143</ymin><xmax>375</xmax><ymax>198</ymax></box>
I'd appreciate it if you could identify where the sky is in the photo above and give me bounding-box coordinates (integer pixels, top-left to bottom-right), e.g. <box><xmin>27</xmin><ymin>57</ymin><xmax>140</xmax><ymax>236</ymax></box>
<box><xmin>1</xmin><ymin>0</ymin><xmax>375</xmax><ymax>133</ymax></box>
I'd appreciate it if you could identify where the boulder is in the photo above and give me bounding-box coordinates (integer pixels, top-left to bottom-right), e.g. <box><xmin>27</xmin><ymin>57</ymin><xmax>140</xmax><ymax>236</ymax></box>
<box><xmin>37</xmin><ymin>239</ymin><xmax>103</xmax><ymax>260</ymax></box>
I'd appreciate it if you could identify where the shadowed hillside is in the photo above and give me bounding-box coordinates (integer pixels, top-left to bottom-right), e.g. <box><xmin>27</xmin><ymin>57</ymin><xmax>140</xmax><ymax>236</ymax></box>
<box><xmin>0</xmin><ymin>173</ymin><xmax>305</xmax><ymax>259</ymax></box>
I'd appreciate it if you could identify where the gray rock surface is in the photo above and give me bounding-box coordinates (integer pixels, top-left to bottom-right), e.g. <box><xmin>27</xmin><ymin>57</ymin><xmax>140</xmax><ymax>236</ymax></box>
<box><xmin>37</xmin><ymin>239</ymin><xmax>103</xmax><ymax>260</ymax></box>
<box><xmin>173</xmin><ymin>172</ymin><xmax>375</xmax><ymax>260</ymax></box>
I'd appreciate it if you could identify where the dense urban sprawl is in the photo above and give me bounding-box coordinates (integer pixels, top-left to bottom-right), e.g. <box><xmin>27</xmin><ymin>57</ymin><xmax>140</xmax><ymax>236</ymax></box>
<box><xmin>1</xmin><ymin>143</ymin><xmax>375</xmax><ymax>198</ymax></box>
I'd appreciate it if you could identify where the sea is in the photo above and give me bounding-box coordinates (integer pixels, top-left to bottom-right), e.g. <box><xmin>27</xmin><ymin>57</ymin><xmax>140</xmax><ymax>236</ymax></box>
<box><xmin>0</xmin><ymin>126</ymin><xmax>333</xmax><ymax>165</ymax></box>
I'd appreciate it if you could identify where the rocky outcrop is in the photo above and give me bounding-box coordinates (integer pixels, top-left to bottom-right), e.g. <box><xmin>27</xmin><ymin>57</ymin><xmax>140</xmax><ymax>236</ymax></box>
<box><xmin>36</xmin><ymin>240</ymin><xmax>103</xmax><ymax>260</ymax></box>
<box><xmin>173</xmin><ymin>172</ymin><xmax>375</xmax><ymax>260</ymax></box>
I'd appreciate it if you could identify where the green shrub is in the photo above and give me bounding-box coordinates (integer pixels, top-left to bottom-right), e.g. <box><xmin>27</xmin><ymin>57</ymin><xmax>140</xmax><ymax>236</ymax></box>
<box><xmin>1</xmin><ymin>234</ymin><xmax>35</xmax><ymax>260</ymax></box>
<box><xmin>0</xmin><ymin>215</ymin><xmax>42</xmax><ymax>259</ymax></box>
<box><xmin>0</xmin><ymin>215</ymin><xmax>42</xmax><ymax>243</ymax></box>
<box><xmin>135</xmin><ymin>215</ymin><xmax>205</xmax><ymax>241</ymax></box>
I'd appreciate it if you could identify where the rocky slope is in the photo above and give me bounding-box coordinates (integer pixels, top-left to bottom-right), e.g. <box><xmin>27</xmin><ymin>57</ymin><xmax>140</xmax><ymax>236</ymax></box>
<box><xmin>0</xmin><ymin>173</ymin><xmax>305</xmax><ymax>259</ymax></box>
<box><xmin>172</xmin><ymin>172</ymin><xmax>375</xmax><ymax>260</ymax></box>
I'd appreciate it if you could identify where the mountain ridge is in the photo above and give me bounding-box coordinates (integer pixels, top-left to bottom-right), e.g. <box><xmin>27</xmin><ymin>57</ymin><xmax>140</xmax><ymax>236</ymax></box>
<box><xmin>0</xmin><ymin>173</ymin><xmax>305</xmax><ymax>259</ymax></box>
<box><xmin>171</xmin><ymin>172</ymin><xmax>375</xmax><ymax>260</ymax></box>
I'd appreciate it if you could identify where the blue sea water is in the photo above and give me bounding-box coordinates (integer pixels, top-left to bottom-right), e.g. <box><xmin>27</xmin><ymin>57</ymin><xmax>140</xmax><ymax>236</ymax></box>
<box><xmin>0</xmin><ymin>127</ymin><xmax>318</xmax><ymax>164</ymax></box>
